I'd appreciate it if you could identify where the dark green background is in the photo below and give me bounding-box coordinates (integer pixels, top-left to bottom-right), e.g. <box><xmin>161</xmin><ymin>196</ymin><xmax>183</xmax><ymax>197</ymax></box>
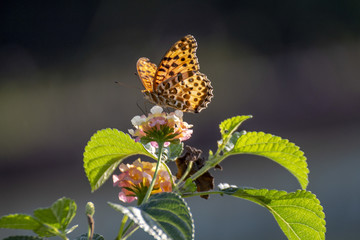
<box><xmin>1</xmin><ymin>1</ymin><xmax>359</xmax><ymax>239</ymax></box>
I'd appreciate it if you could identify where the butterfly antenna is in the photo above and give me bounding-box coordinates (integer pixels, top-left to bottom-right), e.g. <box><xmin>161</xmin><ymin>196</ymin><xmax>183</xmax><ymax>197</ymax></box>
<box><xmin>114</xmin><ymin>81</ymin><xmax>141</xmax><ymax>90</ymax></box>
<box><xmin>136</xmin><ymin>99</ymin><xmax>147</xmax><ymax>115</ymax></box>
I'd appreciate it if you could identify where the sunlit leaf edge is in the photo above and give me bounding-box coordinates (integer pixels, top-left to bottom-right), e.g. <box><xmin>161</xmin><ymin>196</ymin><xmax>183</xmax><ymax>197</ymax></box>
<box><xmin>219</xmin><ymin>115</ymin><xmax>252</xmax><ymax>140</ymax></box>
<box><xmin>83</xmin><ymin>128</ymin><xmax>154</xmax><ymax>191</ymax></box>
<box><xmin>220</xmin><ymin>186</ymin><xmax>326</xmax><ymax>240</ymax></box>
<box><xmin>228</xmin><ymin>131</ymin><xmax>309</xmax><ymax>189</ymax></box>
<box><xmin>109</xmin><ymin>192</ymin><xmax>194</xmax><ymax>240</ymax></box>
<box><xmin>0</xmin><ymin>214</ymin><xmax>40</xmax><ymax>230</ymax></box>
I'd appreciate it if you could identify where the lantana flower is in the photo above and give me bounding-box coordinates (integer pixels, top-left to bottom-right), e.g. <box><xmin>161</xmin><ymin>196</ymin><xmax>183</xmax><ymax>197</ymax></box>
<box><xmin>128</xmin><ymin>106</ymin><xmax>193</xmax><ymax>147</ymax></box>
<box><xmin>113</xmin><ymin>158</ymin><xmax>172</xmax><ymax>203</ymax></box>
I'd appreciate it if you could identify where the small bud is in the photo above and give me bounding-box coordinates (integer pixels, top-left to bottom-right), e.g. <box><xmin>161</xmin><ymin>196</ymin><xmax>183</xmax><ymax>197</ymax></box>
<box><xmin>85</xmin><ymin>202</ymin><xmax>95</xmax><ymax>217</ymax></box>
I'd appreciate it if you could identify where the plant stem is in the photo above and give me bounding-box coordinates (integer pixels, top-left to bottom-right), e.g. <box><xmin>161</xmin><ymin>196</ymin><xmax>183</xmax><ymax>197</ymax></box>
<box><xmin>189</xmin><ymin>153</ymin><xmax>227</xmax><ymax>182</ymax></box>
<box><xmin>116</xmin><ymin>215</ymin><xmax>128</xmax><ymax>240</ymax></box>
<box><xmin>174</xmin><ymin>161</ymin><xmax>193</xmax><ymax>190</ymax></box>
<box><xmin>122</xmin><ymin>225</ymin><xmax>140</xmax><ymax>240</ymax></box>
<box><xmin>182</xmin><ymin>190</ymin><xmax>224</xmax><ymax>198</ymax></box>
<box><xmin>161</xmin><ymin>161</ymin><xmax>174</xmax><ymax>186</ymax></box>
<box><xmin>143</xmin><ymin>142</ymin><xmax>164</xmax><ymax>203</ymax></box>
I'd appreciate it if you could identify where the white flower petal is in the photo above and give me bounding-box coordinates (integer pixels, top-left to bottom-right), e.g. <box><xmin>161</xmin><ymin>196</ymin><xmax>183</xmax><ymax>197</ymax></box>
<box><xmin>150</xmin><ymin>105</ymin><xmax>163</xmax><ymax>114</ymax></box>
<box><xmin>167</xmin><ymin>114</ymin><xmax>179</xmax><ymax>122</ymax></box>
<box><xmin>174</xmin><ymin>110</ymin><xmax>183</xmax><ymax>118</ymax></box>
<box><xmin>131</xmin><ymin>115</ymin><xmax>146</xmax><ymax>126</ymax></box>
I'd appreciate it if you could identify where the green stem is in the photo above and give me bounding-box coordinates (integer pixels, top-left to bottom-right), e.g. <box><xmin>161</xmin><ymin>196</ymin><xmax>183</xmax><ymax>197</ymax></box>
<box><xmin>116</xmin><ymin>215</ymin><xmax>128</xmax><ymax>240</ymax></box>
<box><xmin>88</xmin><ymin>228</ymin><xmax>91</xmax><ymax>240</ymax></box>
<box><xmin>116</xmin><ymin>218</ymin><xmax>139</xmax><ymax>240</ymax></box>
<box><xmin>87</xmin><ymin>214</ymin><xmax>94</xmax><ymax>240</ymax></box>
<box><xmin>57</xmin><ymin>232</ymin><xmax>69</xmax><ymax>240</ymax></box>
<box><xmin>174</xmin><ymin>161</ymin><xmax>193</xmax><ymax>190</ymax></box>
<box><xmin>61</xmin><ymin>235</ymin><xmax>69</xmax><ymax>240</ymax></box>
<box><xmin>143</xmin><ymin>142</ymin><xmax>164</xmax><ymax>203</ymax></box>
<box><xmin>122</xmin><ymin>220</ymin><xmax>135</xmax><ymax>237</ymax></box>
<box><xmin>161</xmin><ymin>161</ymin><xmax>174</xmax><ymax>186</ymax></box>
<box><xmin>122</xmin><ymin>225</ymin><xmax>140</xmax><ymax>240</ymax></box>
<box><xmin>182</xmin><ymin>190</ymin><xmax>224</xmax><ymax>198</ymax></box>
<box><xmin>189</xmin><ymin>153</ymin><xmax>227</xmax><ymax>182</ymax></box>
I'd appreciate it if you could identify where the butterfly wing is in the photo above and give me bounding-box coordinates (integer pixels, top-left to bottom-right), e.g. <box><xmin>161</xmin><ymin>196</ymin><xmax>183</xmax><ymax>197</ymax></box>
<box><xmin>136</xmin><ymin>57</ymin><xmax>157</xmax><ymax>91</ymax></box>
<box><xmin>153</xmin><ymin>35</ymin><xmax>200</xmax><ymax>89</ymax></box>
<box><xmin>137</xmin><ymin>35</ymin><xmax>213</xmax><ymax>113</ymax></box>
<box><xmin>157</xmin><ymin>71</ymin><xmax>213</xmax><ymax>113</ymax></box>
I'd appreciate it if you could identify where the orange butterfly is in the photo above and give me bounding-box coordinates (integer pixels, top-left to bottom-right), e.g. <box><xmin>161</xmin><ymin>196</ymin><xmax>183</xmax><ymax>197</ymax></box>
<box><xmin>137</xmin><ymin>35</ymin><xmax>213</xmax><ymax>113</ymax></box>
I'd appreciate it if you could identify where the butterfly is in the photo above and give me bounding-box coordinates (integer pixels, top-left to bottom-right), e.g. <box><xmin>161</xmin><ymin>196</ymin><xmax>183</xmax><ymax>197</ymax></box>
<box><xmin>136</xmin><ymin>35</ymin><xmax>213</xmax><ymax>113</ymax></box>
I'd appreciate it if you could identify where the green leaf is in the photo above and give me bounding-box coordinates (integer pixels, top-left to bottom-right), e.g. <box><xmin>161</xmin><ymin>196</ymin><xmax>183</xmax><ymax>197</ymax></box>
<box><xmin>220</xmin><ymin>186</ymin><xmax>326</xmax><ymax>240</ymax></box>
<box><xmin>164</xmin><ymin>142</ymin><xmax>184</xmax><ymax>161</ymax></box>
<box><xmin>33</xmin><ymin>197</ymin><xmax>76</xmax><ymax>230</ymax></box>
<box><xmin>228</xmin><ymin>131</ymin><xmax>309</xmax><ymax>189</ymax></box>
<box><xmin>33</xmin><ymin>197</ymin><xmax>77</xmax><ymax>237</ymax></box>
<box><xmin>0</xmin><ymin>198</ymin><xmax>77</xmax><ymax>238</ymax></box>
<box><xmin>181</xmin><ymin>178</ymin><xmax>197</xmax><ymax>194</ymax></box>
<box><xmin>83</xmin><ymin>128</ymin><xmax>154</xmax><ymax>191</ymax></box>
<box><xmin>3</xmin><ymin>236</ymin><xmax>45</xmax><ymax>240</ymax></box>
<box><xmin>0</xmin><ymin>214</ymin><xmax>41</xmax><ymax>230</ymax></box>
<box><xmin>109</xmin><ymin>192</ymin><xmax>194</xmax><ymax>240</ymax></box>
<box><xmin>219</xmin><ymin>115</ymin><xmax>252</xmax><ymax>141</ymax></box>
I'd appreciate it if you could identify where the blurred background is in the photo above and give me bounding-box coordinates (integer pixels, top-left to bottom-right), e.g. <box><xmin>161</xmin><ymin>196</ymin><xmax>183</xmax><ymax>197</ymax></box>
<box><xmin>1</xmin><ymin>1</ymin><xmax>359</xmax><ymax>239</ymax></box>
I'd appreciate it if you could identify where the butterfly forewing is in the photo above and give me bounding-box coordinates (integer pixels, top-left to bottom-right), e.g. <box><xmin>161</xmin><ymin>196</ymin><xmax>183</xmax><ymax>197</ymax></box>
<box><xmin>154</xmin><ymin>35</ymin><xmax>200</xmax><ymax>89</ymax></box>
<box><xmin>137</xmin><ymin>57</ymin><xmax>157</xmax><ymax>91</ymax></box>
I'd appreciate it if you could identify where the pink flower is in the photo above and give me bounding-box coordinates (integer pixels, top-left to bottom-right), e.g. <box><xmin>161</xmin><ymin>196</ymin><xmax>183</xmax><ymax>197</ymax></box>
<box><xmin>129</xmin><ymin>106</ymin><xmax>193</xmax><ymax>147</ymax></box>
<box><xmin>113</xmin><ymin>159</ymin><xmax>173</xmax><ymax>203</ymax></box>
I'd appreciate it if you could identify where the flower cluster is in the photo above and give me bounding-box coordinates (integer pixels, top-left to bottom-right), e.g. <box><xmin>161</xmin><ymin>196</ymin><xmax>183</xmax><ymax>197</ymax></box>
<box><xmin>129</xmin><ymin>106</ymin><xmax>193</xmax><ymax>147</ymax></box>
<box><xmin>113</xmin><ymin>159</ymin><xmax>172</xmax><ymax>203</ymax></box>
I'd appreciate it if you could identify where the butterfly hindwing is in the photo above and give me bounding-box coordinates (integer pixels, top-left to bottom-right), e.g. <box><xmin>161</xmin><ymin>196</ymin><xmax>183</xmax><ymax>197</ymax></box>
<box><xmin>156</xmin><ymin>71</ymin><xmax>213</xmax><ymax>113</ymax></box>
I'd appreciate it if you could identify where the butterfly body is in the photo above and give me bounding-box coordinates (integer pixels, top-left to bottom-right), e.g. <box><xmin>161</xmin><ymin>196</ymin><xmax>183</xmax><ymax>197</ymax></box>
<box><xmin>137</xmin><ymin>35</ymin><xmax>213</xmax><ymax>113</ymax></box>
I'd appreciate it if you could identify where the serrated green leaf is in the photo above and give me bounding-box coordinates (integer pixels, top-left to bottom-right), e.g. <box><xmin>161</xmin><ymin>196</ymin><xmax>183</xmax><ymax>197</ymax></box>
<box><xmin>229</xmin><ymin>131</ymin><xmax>309</xmax><ymax>189</ymax></box>
<box><xmin>0</xmin><ymin>198</ymin><xmax>77</xmax><ymax>238</ymax></box>
<box><xmin>33</xmin><ymin>197</ymin><xmax>76</xmax><ymax>230</ymax></box>
<box><xmin>74</xmin><ymin>233</ymin><xmax>104</xmax><ymax>240</ymax></box>
<box><xmin>109</xmin><ymin>193</ymin><xmax>194</xmax><ymax>240</ymax></box>
<box><xmin>219</xmin><ymin>115</ymin><xmax>252</xmax><ymax>140</ymax></box>
<box><xmin>83</xmin><ymin>128</ymin><xmax>154</xmax><ymax>191</ymax></box>
<box><xmin>0</xmin><ymin>214</ymin><xmax>41</xmax><ymax>230</ymax></box>
<box><xmin>221</xmin><ymin>187</ymin><xmax>326</xmax><ymax>240</ymax></box>
<box><xmin>3</xmin><ymin>236</ymin><xmax>45</xmax><ymax>240</ymax></box>
<box><xmin>181</xmin><ymin>178</ymin><xmax>197</xmax><ymax>194</ymax></box>
<box><xmin>164</xmin><ymin>142</ymin><xmax>184</xmax><ymax>161</ymax></box>
<box><xmin>32</xmin><ymin>197</ymin><xmax>77</xmax><ymax>237</ymax></box>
